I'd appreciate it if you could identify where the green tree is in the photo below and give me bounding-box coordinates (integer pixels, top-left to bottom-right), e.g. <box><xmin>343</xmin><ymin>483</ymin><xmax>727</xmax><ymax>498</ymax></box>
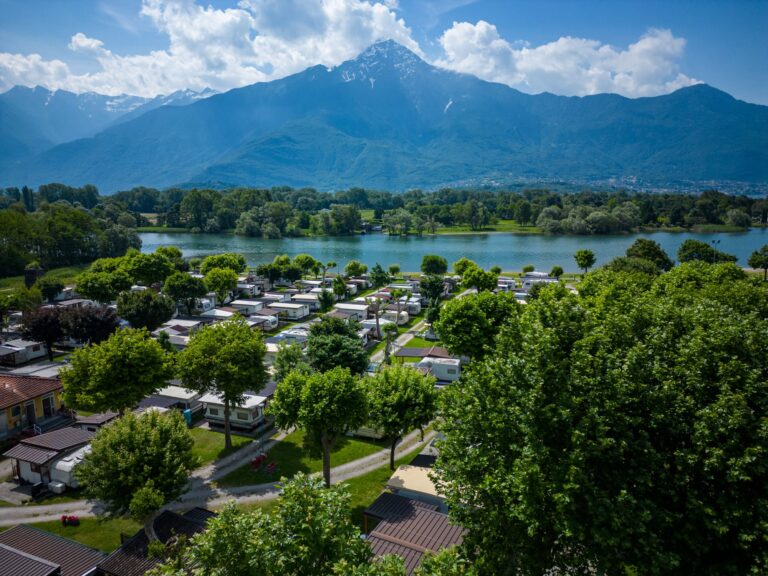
<box><xmin>453</xmin><ymin>257</ymin><xmax>477</xmax><ymax>277</ymax></box>
<box><xmin>435</xmin><ymin>267</ymin><xmax>768</xmax><ymax>575</ymax></box>
<box><xmin>60</xmin><ymin>304</ymin><xmax>119</xmax><ymax>344</ymax></box>
<box><xmin>306</xmin><ymin>316</ymin><xmax>368</xmax><ymax>374</ymax></box>
<box><xmin>178</xmin><ymin>317</ymin><xmax>267</xmax><ymax>449</ymax></box>
<box><xmin>163</xmin><ymin>272</ymin><xmax>207</xmax><ymax>314</ymax></box>
<box><xmin>332</xmin><ymin>274</ymin><xmax>348</xmax><ymax>300</ymax></box>
<box><xmin>318</xmin><ymin>288</ymin><xmax>335</xmax><ymax>312</ymax></box>
<box><xmin>61</xmin><ymin>328</ymin><xmax>172</xmax><ymax>412</ymax></box>
<box><xmin>748</xmin><ymin>244</ymin><xmax>768</xmax><ymax>280</ymax></box>
<box><xmin>678</xmin><ymin>239</ymin><xmax>738</xmax><ymax>264</ymax></box>
<box><xmin>522</xmin><ymin>264</ymin><xmax>535</xmax><ymax>274</ymax></box>
<box><xmin>421</xmin><ymin>254</ymin><xmax>448</xmax><ymax>275</ymax></box>
<box><xmin>150</xmin><ymin>475</ymin><xmax>372</xmax><ymax>575</ymax></box>
<box><xmin>155</xmin><ymin>246</ymin><xmax>188</xmax><ymax>272</ymax></box>
<box><xmin>204</xmin><ymin>267</ymin><xmax>238</xmax><ymax>305</ymax></box>
<box><xmin>76</xmin><ymin>410</ymin><xmax>195</xmax><ymax>539</ymax></box>
<box><xmin>21</xmin><ymin>306</ymin><xmax>62</xmax><ymax>361</ymax></box>
<box><xmin>462</xmin><ymin>266</ymin><xmax>498</xmax><ymax>292</ymax></box>
<box><xmin>117</xmin><ymin>290</ymin><xmax>176</xmax><ymax>331</ymax></box>
<box><xmin>123</xmin><ymin>252</ymin><xmax>175</xmax><ymax>286</ymax></box>
<box><xmin>345</xmin><ymin>260</ymin><xmax>368</xmax><ymax>277</ymax></box>
<box><xmin>369</xmin><ymin>263</ymin><xmax>390</xmax><ymax>288</ymax></box>
<box><xmin>421</xmin><ymin>275</ymin><xmax>445</xmax><ymax>306</ymax></box>
<box><xmin>270</xmin><ymin>368</ymin><xmax>368</xmax><ymax>486</ymax></box>
<box><xmin>549</xmin><ymin>265</ymin><xmax>564</xmax><ymax>278</ymax></box>
<box><xmin>625</xmin><ymin>238</ymin><xmax>674</xmax><ymax>271</ymax></box>
<box><xmin>293</xmin><ymin>253</ymin><xmax>318</xmax><ymax>276</ymax></box>
<box><xmin>36</xmin><ymin>276</ymin><xmax>64</xmax><ymax>303</ymax></box>
<box><xmin>434</xmin><ymin>291</ymin><xmax>518</xmax><ymax>359</ymax></box>
<box><xmin>573</xmin><ymin>249</ymin><xmax>596</xmax><ymax>273</ymax></box>
<box><xmin>274</xmin><ymin>341</ymin><xmax>311</xmax><ymax>382</ymax></box>
<box><xmin>388</xmin><ymin>264</ymin><xmax>401</xmax><ymax>278</ymax></box>
<box><xmin>368</xmin><ymin>365</ymin><xmax>438</xmax><ymax>470</ymax></box>
<box><xmin>199</xmin><ymin>253</ymin><xmax>246</xmax><ymax>275</ymax></box>
<box><xmin>76</xmin><ymin>269</ymin><xmax>132</xmax><ymax>303</ymax></box>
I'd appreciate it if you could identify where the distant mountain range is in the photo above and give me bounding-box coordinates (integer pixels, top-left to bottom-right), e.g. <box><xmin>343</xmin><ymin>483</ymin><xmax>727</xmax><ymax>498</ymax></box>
<box><xmin>1</xmin><ymin>40</ymin><xmax>766</xmax><ymax>193</ymax></box>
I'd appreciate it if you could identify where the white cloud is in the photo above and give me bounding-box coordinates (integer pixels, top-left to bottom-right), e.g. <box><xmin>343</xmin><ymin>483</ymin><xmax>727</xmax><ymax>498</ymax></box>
<box><xmin>436</xmin><ymin>21</ymin><xmax>699</xmax><ymax>97</ymax></box>
<box><xmin>0</xmin><ymin>0</ymin><xmax>419</xmax><ymax>96</ymax></box>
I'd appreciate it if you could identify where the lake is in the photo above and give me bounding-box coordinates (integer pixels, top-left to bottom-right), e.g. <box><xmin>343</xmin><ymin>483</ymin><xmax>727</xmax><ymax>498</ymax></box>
<box><xmin>139</xmin><ymin>228</ymin><xmax>768</xmax><ymax>273</ymax></box>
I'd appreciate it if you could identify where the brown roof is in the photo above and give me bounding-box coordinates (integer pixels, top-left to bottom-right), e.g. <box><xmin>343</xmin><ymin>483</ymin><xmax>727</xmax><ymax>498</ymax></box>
<box><xmin>364</xmin><ymin>492</ymin><xmax>439</xmax><ymax>521</ymax></box>
<box><xmin>75</xmin><ymin>412</ymin><xmax>119</xmax><ymax>425</ymax></box>
<box><xmin>368</xmin><ymin>536</ymin><xmax>424</xmax><ymax>575</ymax></box>
<box><xmin>0</xmin><ymin>525</ymin><xmax>105</xmax><ymax>576</ymax></box>
<box><xmin>97</xmin><ymin>509</ymin><xmax>214</xmax><ymax>576</ymax></box>
<box><xmin>368</xmin><ymin>508</ymin><xmax>465</xmax><ymax>575</ymax></box>
<box><xmin>255</xmin><ymin>307</ymin><xmax>283</xmax><ymax>317</ymax></box>
<box><xmin>394</xmin><ymin>346</ymin><xmax>452</xmax><ymax>359</ymax></box>
<box><xmin>20</xmin><ymin>427</ymin><xmax>94</xmax><ymax>451</ymax></box>
<box><xmin>0</xmin><ymin>544</ymin><xmax>58</xmax><ymax>576</ymax></box>
<box><xmin>0</xmin><ymin>375</ymin><xmax>62</xmax><ymax>410</ymax></box>
<box><xmin>2</xmin><ymin>444</ymin><xmax>58</xmax><ymax>465</ymax></box>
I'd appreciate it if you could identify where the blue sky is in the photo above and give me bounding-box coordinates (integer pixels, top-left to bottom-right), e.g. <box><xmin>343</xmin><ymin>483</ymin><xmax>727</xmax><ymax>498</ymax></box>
<box><xmin>0</xmin><ymin>0</ymin><xmax>765</xmax><ymax>103</ymax></box>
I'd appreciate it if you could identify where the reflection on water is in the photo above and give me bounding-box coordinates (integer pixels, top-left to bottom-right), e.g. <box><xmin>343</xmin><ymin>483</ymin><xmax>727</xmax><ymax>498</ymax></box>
<box><xmin>140</xmin><ymin>228</ymin><xmax>767</xmax><ymax>272</ymax></box>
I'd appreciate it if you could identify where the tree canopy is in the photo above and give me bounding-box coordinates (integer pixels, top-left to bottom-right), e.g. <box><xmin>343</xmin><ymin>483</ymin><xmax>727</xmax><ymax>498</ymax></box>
<box><xmin>178</xmin><ymin>317</ymin><xmax>267</xmax><ymax>449</ymax></box>
<box><xmin>677</xmin><ymin>239</ymin><xmax>738</xmax><ymax>264</ymax></box>
<box><xmin>435</xmin><ymin>263</ymin><xmax>768</xmax><ymax>575</ymax></box>
<box><xmin>204</xmin><ymin>267</ymin><xmax>238</xmax><ymax>305</ymax></box>
<box><xmin>625</xmin><ymin>238</ymin><xmax>674</xmax><ymax>271</ymax></box>
<box><xmin>421</xmin><ymin>254</ymin><xmax>448</xmax><ymax>275</ymax></box>
<box><xmin>306</xmin><ymin>316</ymin><xmax>368</xmax><ymax>375</ymax></box>
<box><xmin>573</xmin><ymin>249</ymin><xmax>596</xmax><ymax>273</ymax></box>
<box><xmin>163</xmin><ymin>271</ymin><xmax>207</xmax><ymax>314</ymax></box>
<box><xmin>199</xmin><ymin>253</ymin><xmax>246</xmax><ymax>275</ymax></box>
<box><xmin>270</xmin><ymin>367</ymin><xmax>368</xmax><ymax>486</ymax></box>
<box><xmin>748</xmin><ymin>244</ymin><xmax>768</xmax><ymax>280</ymax></box>
<box><xmin>61</xmin><ymin>328</ymin><xmax>173</xmax><ymax>412</ymax></box>
<box><xmin>117</xmin><ymin>289</ymin><xmax>176</xmax><ymax>331</ymax></box>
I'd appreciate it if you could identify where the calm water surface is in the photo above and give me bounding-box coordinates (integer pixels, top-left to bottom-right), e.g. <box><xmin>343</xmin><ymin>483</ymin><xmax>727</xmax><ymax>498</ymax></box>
<box><xmin>140</xmin><ymin>229</ymin><xmax>767</xmax><ymax>272</ymax></box>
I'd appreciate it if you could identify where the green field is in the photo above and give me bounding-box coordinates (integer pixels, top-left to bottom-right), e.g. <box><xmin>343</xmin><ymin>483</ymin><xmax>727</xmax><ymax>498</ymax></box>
<box><xmin>436</xmin><ymin>219</ymin><xmax>540</xmax><ymax>235</ymax></box>
<box><xmin>189</xmin><ymin>427</ymin><xmax>254</xmax><ymax>467</ymax></box>
<box><xmin>6</xmin><ymin>516</ymin><xmax>143</xmax><ymax>553</ymax></box>
<box><xmin>217</xmin><ymin>429</ymin><xmax>386</xmax><ymax>488</ymax></box>
<box><xmin>0</xmin><ymin>264</ymin><xmax>89</xmax><ymax>291</ymax></box>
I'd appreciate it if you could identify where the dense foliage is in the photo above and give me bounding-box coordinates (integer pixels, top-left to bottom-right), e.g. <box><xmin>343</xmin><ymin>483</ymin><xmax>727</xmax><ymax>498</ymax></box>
<box><xmin>435</xmin><ymin>264</ymin><xmax>768</xmax><ymax>575</ymax></box>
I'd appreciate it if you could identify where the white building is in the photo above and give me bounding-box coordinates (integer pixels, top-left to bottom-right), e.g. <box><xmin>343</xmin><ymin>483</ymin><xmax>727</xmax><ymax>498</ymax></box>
<box><xmin>229</xmin><ymin>299</ymin><xmax>265</xmax><ymax>315</ymax></box>
<box><xmin>270</xmin><ymin>302</ymin><xmax>311</xmax><ymax>320</ymax></box>
<box><xmin>291</xmin><ymin>293</ymin><xmax>321</xmax><ymax>311</ymax></box>
<box><xmin>200</xmin><ymin>392</ymin><xmax>268</xmax><ymax>431</ymax></box>
<box><xmin>334</xmin><ymin>302</ymin><xmax>370</xmax><ymax>320</ymax></box>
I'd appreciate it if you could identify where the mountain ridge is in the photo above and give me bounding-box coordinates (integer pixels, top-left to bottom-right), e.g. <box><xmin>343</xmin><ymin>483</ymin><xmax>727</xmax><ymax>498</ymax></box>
<box><xmin>2</xmin><ymin>40</ymin><xmax>766</xmax><ymax>193</ymax></box>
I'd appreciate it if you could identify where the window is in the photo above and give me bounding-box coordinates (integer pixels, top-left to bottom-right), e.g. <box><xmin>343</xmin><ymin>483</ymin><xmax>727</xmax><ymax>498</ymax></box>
<box><xmin>11</xmin><ymin>405</ymin><xmax>21</xmax><ymax>418</ymax></box>
<box><xmin>42</xmin><ymin>395</ymin><xmax>55</xmax><ymax>418</ymax></box>
<box><xmin>31</xmin><ymin>463</ymin><xmax>41</xmax><ymax>473</ymax></box>
<box><xmin>32</xmin><ymin>344</ymin><xmax>40</xmax><ymax>352</ymax></box>
<box><xmin>236</xmin><ymin>411</ymin><xmax>249</xmax><ymax>421</ymax></box>
<box><xmin>208</xmin><ymin>408</ymin><xmax>219</xmax><ymax>416</ymax></box>
<box><xmin>447</xmin><ymin>369</ymin><xmax>457</xmax><ymax>375</ymax></box>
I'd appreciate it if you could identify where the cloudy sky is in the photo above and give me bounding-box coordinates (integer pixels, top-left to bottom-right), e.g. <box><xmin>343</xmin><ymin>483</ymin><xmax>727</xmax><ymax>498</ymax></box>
<box><xmin>0</xmin><ymin>0</ymin><xmax>765</xmax><ymax>103</ymax></box>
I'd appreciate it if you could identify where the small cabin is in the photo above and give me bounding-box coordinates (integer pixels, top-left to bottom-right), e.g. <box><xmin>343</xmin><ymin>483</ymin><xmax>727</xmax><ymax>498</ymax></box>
<box><xmin>200</xmin><ymin>392</ymin><xmax>268</xmax><ymax>431</ymax></box>
<box><xmin>270</xmin><ymin>302</ymin><xmax>310</xmax><ymax>320</ymax></box>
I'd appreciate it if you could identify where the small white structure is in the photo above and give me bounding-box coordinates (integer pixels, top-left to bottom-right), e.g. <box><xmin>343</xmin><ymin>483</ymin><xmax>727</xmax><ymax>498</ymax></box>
<box><xmin>249</xmin><ymin>314</ymin><xmax>279</xmax><ymax>330</ymax></box>
<box><xmin>229</xmin><ymin>299</ymin><xmax>264</xmax><ymax>315</ymax></box>
<box><xmin>270</xmin><ymin>302</ymin><xmax>310</xmax><ymax>320</ymax></box>
<box><xmin>51</xmin><ymin>445</ymin><xmax>91</xmax><ymax>488</ymax></box>
<box><xmin>521</xmin><ymin>272</ymin><xmax>559</xmax><ymax>291</ymax></box>
<box><xmin>291</xmin><ymin>293</ymin><xmax>321</xmax><ymax>311</ymax></box>
<box><xmin>497</xmin><ymin>277</ymin><xmax>517</xmax><ymax>291</ymax></box>
<box><xmin>360</xmin><ymin>317</ymin><xmax>395</xmax><ymax>338</ymax></box>
<box><xmin>334</xmin><ymin>302</ymin><xmax>370</xmax><ymax>320</ymax></box>
<box><xmin>237</xmin><ymin>282</ymin><xmax>262</xmax><ymax>297</ymax></box>
<box><xmin>415</xmin><ymin>357</ymin><xmax>461</xmax><ymax>383</ymax></box>
<box><xmin>154</xmin><ymin>384</ymin><xmax>203</xmax><ymax>413</ymax></box>
<box><xmin>0</xmin><ymin>339</ymin><xmax>47</xmax><ymax>367</ymax></box>
<box><xmin>200</xmin><ymin>308</ymin><xmax>237</xmax><ymax>320</ymax></box>
<box><xmin>263</xmin><ymin>292</ymin><xmax>291</xmax><ymax>303</ymax></box>
<box><xmin>382</xmin><ymin>308</ymin><xmax>409</xmax><ymax>326</ymax></box>
<box><xmin>345</xmin><ymin>283</ymin><xmax>359</xmax><ymax>295</ymax></box>
<box><xmin>200</xmin><ymin>392</ymin><xmax>268</xmax><ymax>430</ymax></box>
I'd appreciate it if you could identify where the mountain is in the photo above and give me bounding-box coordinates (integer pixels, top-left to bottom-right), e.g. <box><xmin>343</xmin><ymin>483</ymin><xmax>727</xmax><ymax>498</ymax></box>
<box><xmin>3</xmin><ymin>40</ymin><xmax>767</xmax><ymax>192</ymax></box>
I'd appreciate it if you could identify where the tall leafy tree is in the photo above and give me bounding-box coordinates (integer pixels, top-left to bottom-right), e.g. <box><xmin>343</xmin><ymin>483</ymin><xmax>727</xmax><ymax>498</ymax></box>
<box><xmin>345</xmin><ymin>260</ymin><xmax>368</xmax><ymax>277</ymax></box>
<box><xmin>421</xmin><ymin>254</ymin><xmax>448</xmax><ymax>275</ymax></box>
<box><xmin>149</xmin><ymin>475</ymin><xmax>372</xmax><ymax>575</ymax></box>
<box><xmin>462</xmin><ymin>266</ymin><xmax>498</xmax><ymax>292</ymax></box>
<box><xmin>274</xmin><ymin>341</ymin><xmax>311</xmax><ymax>383</ymax></box>
<box><xmin>293</xmin><ymin>253</ymin><xmax>318</xmax><ymax>276</ymax></box>
<box><xmin>369</xmin><ymin>263</ymin><xmax>390</xmax><ymax>288</ymax></box>
<box><xmin>573</xmin><ymin>249</ymin><xmax>596</xmax><ymax>273</ymax></box>
<box><xmin>123</xmin><ymin>252</ymin><xmax>175</xmax><ymax>286</ymax></box>
<box><xmin>76</xmin><ymin>410</ymin><xmax>195</xmax><ymax>540</ymax></box>
<box><xmin>421</xmin><ymin>275</ymin><xmax>446</xmax><ymax>307</ymax></box>
<box><xmin>163</xmin><ymin>271</ymin><xmax>207</xmax><ymax>314</ymax></box>
<box><xmin>21</xmin><ymin>306</ymin><xmax>62</xmax><ymax>361</ymax></box>
<box><xmin>388</xmin><ymin>263</ymin><xmax>401</xmax><ymax>277</ymax></box>
<box><xmin>270</xmin><ymin>367</ymin><xmax>368</xmax><ymax>486</ymax></box>
<box><xmin>36</xmin><ymin>277</ymin><xmax>64</xmax><ymax>303</ymax></box>
<box><xmin>60</xmin><ymin>304</ymin><xmax>119</xmax><ymax>344</ymax></box>
<box><xmin>332</xmin><ymin>274</ymin><xmax>349</xmax><ymax>300</ymax></box>
<box><xmin>453</xmin><ymin>257</ymin><xmax>477</xmax><ymax>277</ymax></box>
<box><xmin>625</xmin><ymin>238</ymin><xmax>674</xmax><ymax>271</ymax></box>
<box><xmin>61</xmin><ymin>328</ymin><xmax>172</xmax><ymax>411</ymax></box>
<box><xmin>306</xmin><ymin>316</ymin><xmax>368</xmax><ymax>374</ymax></box>
<box><xmin>117</xmin><ymin>290</ymin><xmax>176</xmax><ymax>331</ymax></box>
<box><xmin>199</xmin><ymin>252</ymin><xmax>246</xmax><ymax>275</ymax></box>
<box><xmin>204</xmin><ymin>267</ymin><xmax>238</xmax><ymax>305</ymax></box>
<box><xmin>368</xmin><ymin>365</ymin><xmax>438</xmax><ymax>470</ymax></box>
<box><xmin>678</xmin><ymin>239</ymin><xmax>738</xmax><ymax>264</ymax></box>
<box><xmin>318</xmin><ymin>288</ymin><xmax>335</xmax><ymax>312</ymax></box>
<box><xmin>179</xmin><ymin>317</ymin><xmax>267</xmax><ymax>449</ymax></box>
<box><xmin>76</xmin><ymin>269</ymin><xmax>132</xmax><ymax>303</ymax></box>
<box><xmin>747</xmin><ymin>244</ymin><xmax>768</xmax><ymax>280</ymax></box>
<box><xmin>435</xmin><ymin>266</ymin><xmax>768</xmax><ymax>575</ymax></box>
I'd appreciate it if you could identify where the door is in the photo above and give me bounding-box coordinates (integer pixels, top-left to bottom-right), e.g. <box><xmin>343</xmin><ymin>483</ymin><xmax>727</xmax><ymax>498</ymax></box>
<box><xmin>42</xmin><ymin>395</ymin><xmax>55</xmax><ymax>419</ymax></box>
<box><xmin>25</xmin><ymin>401</ymin><xmax>36</xmax><ymax>424</ymax></box>
<box><xmin>0</xmin><ymin>411</ymin><xmax>6</xmax><ymax>437</ymax></box>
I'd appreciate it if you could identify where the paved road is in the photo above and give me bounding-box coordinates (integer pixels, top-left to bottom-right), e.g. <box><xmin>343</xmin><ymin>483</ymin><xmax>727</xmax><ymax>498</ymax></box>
<box><xmin>0</xmin><ymin>426</ymin><xmax>435</xmax><ymax>526</ymax></box>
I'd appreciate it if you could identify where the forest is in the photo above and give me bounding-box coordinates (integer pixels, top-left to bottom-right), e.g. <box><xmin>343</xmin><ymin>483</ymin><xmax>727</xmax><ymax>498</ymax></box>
<box><xmin>1</xmin><ymin>182</ymin><xmax>766</xmax><ymax>278</ymax></box>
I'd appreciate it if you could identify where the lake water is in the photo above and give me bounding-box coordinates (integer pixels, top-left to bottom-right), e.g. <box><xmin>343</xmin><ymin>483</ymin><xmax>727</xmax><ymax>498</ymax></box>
<box><xmin>140</xmin><ymin>228</ymin><xmax>767</xmax><ymax>273</ymax></box>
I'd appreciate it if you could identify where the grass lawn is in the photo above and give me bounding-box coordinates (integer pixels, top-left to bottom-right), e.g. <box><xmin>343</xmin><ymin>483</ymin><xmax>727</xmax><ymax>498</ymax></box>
<box><xmin>190</xmin><ymin>427</ymin><xmax>253</xmax><ymax>467</ymax></box>
<box><xmin>6</xmin><ymin>516</ymin><xmax>143</xmax><ymax>553</ymax></box>
<box><xmin>29</xmin><ymin>488</ymin><xmax>86</xmax><ymax>506</ymax></box>
<box><xmin>436</xmin><ymin>219</ymin><xmax>540</xmax><ymax>235</ymax></box>
<box><xmin>217</xmin><ymin>429</ymin><xmax>386</xmax><ymax>488</ymax></box>
<box><xmin>404</xmin><ymin>336</ymin><xmax>440</xmax><ymax>348</ymax></box>
<box><xmin>0</xmin><ymin>264</ymin><xmax>89</xmax><ymax>291</ymax></box>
